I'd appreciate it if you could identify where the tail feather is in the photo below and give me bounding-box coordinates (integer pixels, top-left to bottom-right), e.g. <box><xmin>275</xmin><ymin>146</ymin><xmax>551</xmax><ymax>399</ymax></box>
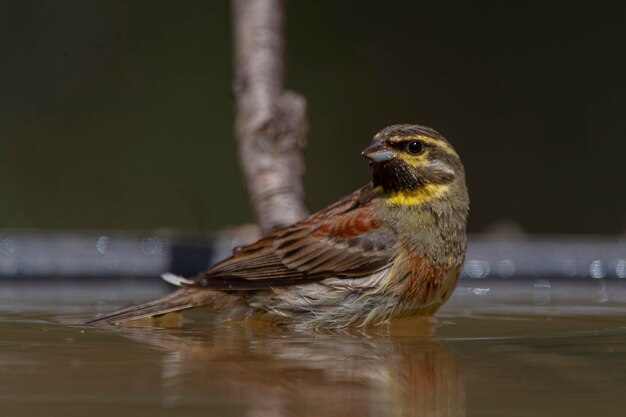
<box><xmin>84</xmin><ymin>289</ymin><xmax>199</xmax><ymax>325</ymax></box>
<box><xmin>160</xmin><ymin>272</ymin><xmax>195</xmax><ymax>287</ymax></box>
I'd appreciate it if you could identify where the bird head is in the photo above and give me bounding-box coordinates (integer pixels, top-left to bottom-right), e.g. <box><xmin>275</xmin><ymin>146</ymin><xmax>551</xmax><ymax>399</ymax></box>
<box><xmin>362</xmin><ymin>124</ymin><xmax>467</xmax><ymax>208</ymax></box>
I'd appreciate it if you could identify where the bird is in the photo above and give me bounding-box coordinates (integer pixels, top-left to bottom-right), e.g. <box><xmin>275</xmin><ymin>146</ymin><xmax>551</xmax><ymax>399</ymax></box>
<box><xmin>85</xmin><ymin>124</ymin><xmax>469</xmax><ymax>329</ymax></box>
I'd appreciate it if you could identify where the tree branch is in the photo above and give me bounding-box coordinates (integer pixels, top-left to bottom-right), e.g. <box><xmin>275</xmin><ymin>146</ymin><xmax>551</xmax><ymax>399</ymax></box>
<box><xmin>232</xmin><ymin>0</ymin><xmax>309</xmax><ymax>233</ymax></box>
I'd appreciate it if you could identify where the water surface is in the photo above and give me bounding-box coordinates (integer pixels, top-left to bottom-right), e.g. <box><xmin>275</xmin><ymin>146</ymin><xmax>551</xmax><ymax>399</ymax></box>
<box><xmin>1</xmin><ymin>278</ymin><xmax>625</xmax><ymax>417</ymax></box>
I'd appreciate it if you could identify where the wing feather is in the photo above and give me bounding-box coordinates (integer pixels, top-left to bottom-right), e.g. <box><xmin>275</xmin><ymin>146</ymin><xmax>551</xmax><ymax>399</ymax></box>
<box><xmin>187</xmin><ymin>185</ymin><xmax>395</xmax><ymax>290</ymax></box>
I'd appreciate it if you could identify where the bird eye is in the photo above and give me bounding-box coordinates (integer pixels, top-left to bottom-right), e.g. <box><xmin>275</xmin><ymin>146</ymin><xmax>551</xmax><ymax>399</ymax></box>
<box><xmin>406</xmin><ymin>140</ymin><xmax>424</xmax><ymax>154</ymax></box>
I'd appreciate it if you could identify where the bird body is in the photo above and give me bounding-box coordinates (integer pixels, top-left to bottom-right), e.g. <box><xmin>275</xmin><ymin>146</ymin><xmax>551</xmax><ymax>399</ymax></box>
<box><xmin>86</xmin><ymin>125</ymin><xmax>469</xmax><ymax>329</ymax></box>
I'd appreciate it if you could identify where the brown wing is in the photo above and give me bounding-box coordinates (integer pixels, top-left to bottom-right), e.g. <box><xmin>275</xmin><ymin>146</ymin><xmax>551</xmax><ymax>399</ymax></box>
<box><xmin>187</xmin><ymin>185</ymin><xmax>395</xmax><ymax>290</ymax></box>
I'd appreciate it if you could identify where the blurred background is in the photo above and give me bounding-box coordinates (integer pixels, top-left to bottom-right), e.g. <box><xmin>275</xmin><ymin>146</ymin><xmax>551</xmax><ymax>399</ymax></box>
<box><xmin>3</xmin><ymin>5</ymin><xmax>626</xmax><ymax>416</ymax></box>
<box><xmin>0</xmin><ymin>0</ymin><xmax>624</xmax><ymax>235</ymax></box>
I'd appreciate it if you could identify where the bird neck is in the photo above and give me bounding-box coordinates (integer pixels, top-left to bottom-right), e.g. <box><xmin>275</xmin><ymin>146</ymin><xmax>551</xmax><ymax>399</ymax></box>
<box><xmin>379</xmin><ymin>179</ymin><xmax>469</xmax><ymax>264</ymax></box>
<box><xmin>381</xmin><ymin>183</ymin><xmax>450</xmax><ymax>208</ymax></box>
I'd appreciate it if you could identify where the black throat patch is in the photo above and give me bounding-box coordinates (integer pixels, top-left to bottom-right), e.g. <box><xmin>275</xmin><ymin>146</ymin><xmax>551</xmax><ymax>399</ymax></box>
<box><xmin>371</xmin><ymin>160</ymin><xmax>426</xmax><ymax>193</ymax></box>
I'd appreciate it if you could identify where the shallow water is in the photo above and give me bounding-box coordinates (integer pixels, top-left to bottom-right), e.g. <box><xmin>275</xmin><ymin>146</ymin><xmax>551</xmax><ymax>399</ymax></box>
<box><xmin>1</xmin><ymin>278</ymin><xmax>625</xmax><ymax>417</ymax></box>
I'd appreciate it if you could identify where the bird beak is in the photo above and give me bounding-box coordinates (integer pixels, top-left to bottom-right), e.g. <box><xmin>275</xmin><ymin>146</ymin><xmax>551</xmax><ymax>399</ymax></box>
<box><xmin>361</xmin><ymin>142</ymin><xmax>396</xmax><ymax>162</ymax></box>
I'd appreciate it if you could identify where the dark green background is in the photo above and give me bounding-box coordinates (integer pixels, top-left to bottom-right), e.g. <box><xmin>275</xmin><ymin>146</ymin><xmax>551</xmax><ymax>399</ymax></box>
<box><xmin>0</xmin><ymin>1</ymin><xmax>624</xmax><ymax>234</ymax></box>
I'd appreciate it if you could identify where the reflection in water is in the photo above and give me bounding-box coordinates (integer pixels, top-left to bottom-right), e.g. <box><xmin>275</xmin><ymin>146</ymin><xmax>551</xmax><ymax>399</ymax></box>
<box><xmin>120</xmin><ymin>321</ymin><xmax>465</xmax><ymax>417</ymax></box>
<box><xmin>5</xmin><ymin>300</ymin><xmax>626</xmax><ymax>417</ymax></box>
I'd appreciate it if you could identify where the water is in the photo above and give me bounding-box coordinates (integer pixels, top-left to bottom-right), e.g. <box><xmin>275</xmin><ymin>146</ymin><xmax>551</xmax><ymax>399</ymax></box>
<box><xmin>1</xmin><ymin>279</ymin><xmax>625</xmax><ymax>417</ymax></box>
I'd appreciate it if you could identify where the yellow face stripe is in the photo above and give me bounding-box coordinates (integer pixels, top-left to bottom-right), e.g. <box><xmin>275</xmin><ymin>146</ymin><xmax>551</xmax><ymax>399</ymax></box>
<box><xmin>395</xmin><ymin>152</ymin><xmax>429</xmax><ymax>168</ymax></box>
<box><xmin>388</xmin><ymin>135</ymin><xmax>459</xmax><ymax>158</ymax></box>
<box><xmin>384</xmin><ymin>183</ymin><xmax>449</xmax><ymax>207</ymax></box>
